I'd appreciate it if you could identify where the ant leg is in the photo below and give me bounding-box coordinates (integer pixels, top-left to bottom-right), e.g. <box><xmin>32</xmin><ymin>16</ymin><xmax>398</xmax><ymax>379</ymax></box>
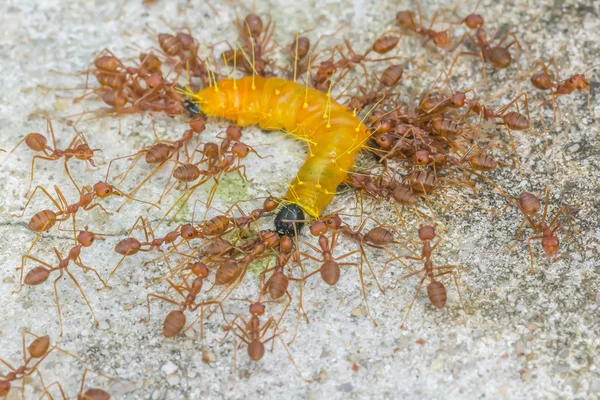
<box><xmin>25</xmin><ymin>155</ymin><xmax>59</xmax><ymax>198</ymax></box>
<box><xmin>73</xmin><ymin>261</ymin><xmax>108</xmax><ymax>288</ymax></box>
<box><xmin>82</xmin><ymin>202</ymin><xmax>113</xmax><ymax>216</ymax></box>
<box><xmin>435</xmin><ymin>267</ymin><xmax>469</xmax><ymax>316</ymax></box>
<box><xmin>65</xmin><ymin>269</ymin><xmax>99</xmax><ymax>328</ymax></box>
<box><xmin>356</xmin><ymin>255</ymin><xmax>378</xmax><ymax>327</ymax></box>
<box><xmin>527</xmin><ymin>236</ymin><xmax>544</xmax><ymax>273</ymax></box>
<box><xmin>109</xmin><ymin>152</ymin><xmax>145</xmax><ymax>185</ymax></box>
<box><xmin>141</xmin><ymin>294</ymin><xmax>181</xmax><ymax>323</ymax></box>
<box><xmin>541</xmin><ymin>186</ymin><xmax>551</xmax><ymax>222</ymax></box>
<box><xmin>52</xmin><ymin>271</ymin><xmax>65</xmax><ymax>336</ymax></box>
<box><xmin>13</xmin><ymin>185</ymin><xmax>62</xmax><ymax>218</ymax></box>
<box><xmin>63</xmin><ymin>160</ymin><xmax>81</xmax><ymax>193</ymax></box>
<box><xmin>400</xmin><ymin>275</ymin><xmax>427</xmax><ymax>329</ymax></box>
<box><xmin>274</xmin><ymin>331</ymin><xmax>312</xmax><ymax>382</ymax></box>
<box><xmin>446</xmin><ymin>51</ymin><xmax>480</xmax><ymax>81</ymax></box>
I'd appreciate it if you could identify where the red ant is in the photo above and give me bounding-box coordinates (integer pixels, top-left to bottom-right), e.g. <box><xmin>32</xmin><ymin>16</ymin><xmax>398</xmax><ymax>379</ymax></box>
<box><xmin>0</xmin><ymin>331</ymin><xmax>77</xmax><ymax>399</ymax></box>
<box><xmin>513</xmin><ymin>187</ymin><xmax>576</xmax><ymax>273</ymax></box>
<box><xmin>2</xmin><ymin>118</ymin><xmax>103</xmax><ymax>196</ymax></box>
<box><xmin>221</xmin><ymin>300</ymin><xmax>310</xmax><ymax>383</ymax></box>
<box><xmin>395</xmin><ymin>3</ymin><xmax>454</xmax><ymax>51</ymax></box>
<box><xmin>17</xmin><ymin>227</ymin><xmax>109</xmax><ymax>335</ymax></box>
<box><xmin>142</xmin><ymin>261</ymin><xmax>226</xmax><ymax>338</ymax></box>
<box><xmin>530</xmin><ymin>60</ymin><xmax>598</xmax><ymax>130</ymax></box>
<box><xmin>448</xmin><ymin>26</ymin><xmax>523</xmax><ymax>86</ymax></box>
<box><xmin>392</xmin><ymin>225</ymin><xmax>467</xmax><ymax>328</ymax></box>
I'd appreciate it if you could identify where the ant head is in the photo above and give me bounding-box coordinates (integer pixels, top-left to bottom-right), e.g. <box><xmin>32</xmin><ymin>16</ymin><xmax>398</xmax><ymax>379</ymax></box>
<box><xmin>189</xmin><ymin>261</ymin><xmax>209</xmax><ymax>278</ymax></box>
<box><xmin>244</xmin><ymin>13</ymin><xmax>264</xmax><ymax>38</ymax></box>
<box><xmin>348</xmin><ymin>174</ymin><xmax>365</xmax><ymax>188</ymax></box>
<box><xmin>568</xmin><ymin>74</ymin><xmax>590</xmax><ymax>91</ymax></box>
<box><xmin>432</xmin><ymin>31</ymin><xmax>450</xmax><ymax>48</ymax></box>
<box><xmin>77</xmin><ymin>229</ymin><xmax>98</xmax><ymax>246</ymax></box>
<box><xmin>414</xmin><ymin>150</ymin><xmax>431</xmax><ymax>165</ymax></box>
<box><xmin>231</xmin><ymin>142</ymin><xmax>251</xmax><ymax>158</ymax></box>
<box><xmin>74</xmin><ymin>144</ymin><xmax>94</xmax><ymax>160</ymax></box>
<box><xmin>263</xmin><ymin>197</ymin><xmax>278</xmax><ymax>212</ymax></box>
<box><xmin>249</xmin><ymin>302</ymin><xmax>265</xmax><ymax>316</ymax></box>
<box><xmin>145</xmin><ymin>73</ymin><xmax>164</xmax><ymax>90</ymax></box>
<box><xmin>226</xmin><ymin>125</ymin><xmax>242</xmax><ymax>141</ymax></box>
<box><xmin>318</xmin><ymin>61</ymin><xmax>336</xmax><ymax>77</ymax></box>
<box><xmin>450</xmin><ymin>92</ymin><xmax>466</xmax><ymax>107</ymax></box>
<box><xmin>180</xmin><ymin>224</ymin><xmax>200</xmax><ymax>239</ymax></box>
<box><xmin>279</xmin><ymin>235</ymin><xmax>294</xmax><ymax>253</ymax></box>
<box><xmin>324</xmin><ymin>215</ymin><xmax>342</xmax><ymax>230</ymax></box>
<box><xmin>93</xmin><ymin>182</ymin><xmax>115</xmax><ymax>198</ymax></box>
<box><xmin>418</xmin><ymin>225</ymin><xmax>436</xmax><ymax>241</ymax></box>
<box><xmin>310</xmin><ymin>220</ymin><xmax>328</xmax><ymax>236</ymax></box>
<box><xmin>376</xmin><ymin>134</ymin><xmax>393</xmax><ymax>150</ymax></box>
<box><xmin>189</xmin><ymin>117</ymin><xmax>206</xmax><ymax>134</ymax></box>
<box><xmin>396</xmin><ymin>10</ymin><xmax>417</xmax><ymax>30</ymax></box>
<box><xmin>464</xmin><ymin>13</ymin><xmax>484</xmax><ymax>29</ymax></box>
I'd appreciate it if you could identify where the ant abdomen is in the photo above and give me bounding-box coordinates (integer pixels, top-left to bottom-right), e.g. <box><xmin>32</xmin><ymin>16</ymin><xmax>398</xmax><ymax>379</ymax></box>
<box><xmin>320</xmin><ymin>260</ymin><xmax>340</xmax><ymax>286</ymax></box>
<box><xmin>163</xmin><ymin>310</ymin><xmax>186</xmax><ymax>338</ymax></box>
<box><xmin>24</xmin><ymin>267</ymin><xmax>50</xmax><ymax>286</ymax></box>
<box><xmin>427</xmin><ymin>281</ymin><xmax>447</xmax><ymax>309</ymax></box>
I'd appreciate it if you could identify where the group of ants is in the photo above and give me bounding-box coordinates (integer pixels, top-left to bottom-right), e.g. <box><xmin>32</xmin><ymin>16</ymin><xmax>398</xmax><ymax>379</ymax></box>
<box><xmin>1</xmin><ymin>2</ymin><xmax>595</xmax><ymax>397</ymax></box>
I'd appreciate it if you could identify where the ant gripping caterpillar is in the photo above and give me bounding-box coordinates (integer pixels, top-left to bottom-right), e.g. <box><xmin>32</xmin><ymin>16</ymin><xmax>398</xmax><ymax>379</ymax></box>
<box><xmin>184</xmin><ymin>76</ymin><xmax>371</xmax><ymax>232</ymax></box>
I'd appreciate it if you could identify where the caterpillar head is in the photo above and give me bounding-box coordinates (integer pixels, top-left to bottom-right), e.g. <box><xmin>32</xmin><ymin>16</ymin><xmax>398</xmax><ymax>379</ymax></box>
<box><xmin>275</xmin><ymin>204</ymin><xmax>305</xmax><ymax>236</ymax></box>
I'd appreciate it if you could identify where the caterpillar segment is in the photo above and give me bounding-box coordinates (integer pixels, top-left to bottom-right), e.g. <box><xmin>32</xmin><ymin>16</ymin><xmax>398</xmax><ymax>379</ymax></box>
<box><xmin>186</xmin><ymin>76</ymin><xmax>370</xmax><ymax>220</ymax></box>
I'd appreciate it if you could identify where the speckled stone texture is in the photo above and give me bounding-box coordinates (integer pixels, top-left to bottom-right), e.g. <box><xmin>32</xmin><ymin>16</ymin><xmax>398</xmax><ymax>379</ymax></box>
<box><xmin>0</xmin><ymin>0</ymin><xmax>598</xmax><ymax>399</ymax></box>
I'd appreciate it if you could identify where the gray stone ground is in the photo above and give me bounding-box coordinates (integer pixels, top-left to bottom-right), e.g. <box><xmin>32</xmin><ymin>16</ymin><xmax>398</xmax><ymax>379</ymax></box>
<box><xmin>0</xmin><ymin>0</ymin><xmax>599</xmax><ymax>399</ymax></box>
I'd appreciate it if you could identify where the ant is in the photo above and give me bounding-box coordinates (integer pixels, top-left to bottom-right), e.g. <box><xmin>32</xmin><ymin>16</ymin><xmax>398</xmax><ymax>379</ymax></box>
<box><xmin>531</xmin><ymin>60</ymin><xmax>598</xmax><ymax>130</ymax></box>
<box><xmin>448</xmin><ymin>26</ymin><xmax>523</xmax><ymax>87</ymax></box>
<box><xmin>392</xmin><ymin>225</ymin><xmax>467</xmax><ymax>328</ymax></box>
<box><xmin>142</xmin><ymin>261</ymin><xmax>226</xmax><ymax>338</ymax></box>
<box><xmin>39</xmin><ymin>367</ymin><xmax>115</xmax><ymax>400</ymax></box>
<box><xmin>513</xmin><ymin>187</ymin><xmax>576</xmax><ymax>273</ymax></box>
<box><xmin>460</xmin><ymin>91</ymin><xmax>531</xmax><ymax>166</ymax></box>
<box><xmin>395</xmin><ymin>3</ymin><xmax>454</xmax><ymax>51</ymax></box>
<box><xmin>17</xmin><ymin>227</ymin><xmax>109</xmax><ymax>335</ymax></box>
<box><xmin>13</xmin><ymin>181</ymin><xmax>122</xmax><ymax>261</ymax></box>
<box><xmin>221</xmin><ymin>300</ymin><xmax>310</xmax><ymax>384</ymax></box>
<box><xmin>2</xmin><ymin>118</ymin><xmax>103</xmax><ymax>196</ymax></box>
<box><xmin>0</xmin><ymin>331</ymin><xmax>77</xmax><ymax>399</ymax></box>
<box><xmin>74</xmin><ymin>368</ymin><xmax>114</xmax><ymax>400</ymax></box>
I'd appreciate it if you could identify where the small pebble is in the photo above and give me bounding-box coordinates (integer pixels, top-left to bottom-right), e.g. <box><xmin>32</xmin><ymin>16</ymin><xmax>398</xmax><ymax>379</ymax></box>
<box><xmin>161</xmin><ymin>361</ymin><xmax>178</xmax><ymax>376</ymax></box>
<box><xmin>318</xmin><ymin>369</ymin><xmax>328</xmax><ymax>382</ymax></box>
<box><xmin>351</xmin><ymin>307</ymin><xmax>367</xmax><ymax>317</ymax></box>
<box><xmin>515</xmin><ymin>342</ymin><xmax>526</xmax><ymax>356</ymax></box>
<box><xmin>166</xmin><ymin>375</ymin><xmax>180</xmax><ymax>386</ymax></box>
<box><xmin>98</xmin><ymin>320</ymin><xmax>110</xmax><ymax>330</ymax></box>
<box><xmin>203</xmin><ymin>350</ymin><xmax>216</xmax><ymax>363</ymax></box>
<box><xmin>337</xmin><ymin>382</ymin><xmax>353</xmax><ymax>392</ymax></box>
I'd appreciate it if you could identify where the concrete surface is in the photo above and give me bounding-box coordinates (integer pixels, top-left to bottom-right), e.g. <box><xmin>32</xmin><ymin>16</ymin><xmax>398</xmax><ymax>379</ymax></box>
<box><xmin>0</xmin><ymin>0</ymin><xmax>599</xmax><ymax>399</ymax></box>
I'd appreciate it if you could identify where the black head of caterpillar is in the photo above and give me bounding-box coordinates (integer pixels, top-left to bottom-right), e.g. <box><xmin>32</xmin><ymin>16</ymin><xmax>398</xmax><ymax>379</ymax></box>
<box><xmin>275</xmin><ymin>204</ymin><xmax>305</xmax><ymax>236</ymax></box>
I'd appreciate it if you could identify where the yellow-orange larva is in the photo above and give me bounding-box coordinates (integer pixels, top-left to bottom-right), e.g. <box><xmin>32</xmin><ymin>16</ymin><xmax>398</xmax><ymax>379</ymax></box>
<box><xmin>187</xmin><ymin>76</ymin><xmax>370</xmax><ymax>217</ymax></box>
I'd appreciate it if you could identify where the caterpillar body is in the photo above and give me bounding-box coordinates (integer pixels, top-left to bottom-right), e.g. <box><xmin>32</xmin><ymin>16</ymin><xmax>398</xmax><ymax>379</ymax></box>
<box><xmin>188</xmin><ymin>76</ymin><xmax>370</xmax><ymax>218</ymax></box>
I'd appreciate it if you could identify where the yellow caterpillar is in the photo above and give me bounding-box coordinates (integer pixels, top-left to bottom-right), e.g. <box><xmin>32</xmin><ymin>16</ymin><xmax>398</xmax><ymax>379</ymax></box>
<box><xmin>187</xmin><ymin>76</ymin><xmax>370</xmax><ymax>218</ymax></box>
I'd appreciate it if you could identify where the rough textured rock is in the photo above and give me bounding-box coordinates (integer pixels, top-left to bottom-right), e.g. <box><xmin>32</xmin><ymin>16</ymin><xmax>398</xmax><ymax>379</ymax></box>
<box><xmin>0</xmin><ymin>0</ymin><xmax>598</xmax><ymax>399</ymax></box>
